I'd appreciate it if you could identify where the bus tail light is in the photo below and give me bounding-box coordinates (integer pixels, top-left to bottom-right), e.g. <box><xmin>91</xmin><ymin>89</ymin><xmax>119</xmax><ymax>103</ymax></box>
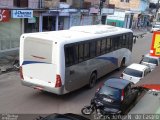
<box><xmin>55</xmin><ymin>75</ymin><xmax>62</xmax><ymax>88</ymax></box>
<box><xmin>20</xmin><ymin>66</ymin><xmax>24</xmax><ymax>80</ymax></box>
<box><xmin>121</xmin><ymin>89</ymin><xmax>124</xmax><ymax>101</ymax></box>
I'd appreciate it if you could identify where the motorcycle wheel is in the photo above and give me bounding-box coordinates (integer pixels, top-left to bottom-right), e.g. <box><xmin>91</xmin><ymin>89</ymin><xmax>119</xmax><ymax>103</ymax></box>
<box><xmin>81</xmin><ymin>106</ymin><xmax>94</xmax><ymax>115</ymax></box>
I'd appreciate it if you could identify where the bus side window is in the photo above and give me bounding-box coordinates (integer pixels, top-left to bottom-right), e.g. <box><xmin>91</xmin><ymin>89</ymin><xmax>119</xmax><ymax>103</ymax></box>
<box><xmin>110</xmin><ymin>37</ymin><xmax>114</xmax><ymax>51</ymax></box>
<box><xmin>96</xmin><ymin>40</ymin><xmax>101</xmax><ymax>56</ymax></box>
<box><xmin>106</xmin><ymin>38</ymin><xmax>111</xmax><ymax>52</ymax></box>
<box><xmin>101</xmin><ymin>39</ymin><xmax>106</xmax><ymax>54</ymax></box>
<box><xmin>119</xmin><ymin>36</ymin><xmax>123</xmax><ymax>48</ymax></box>
<box><xmin>117</xmin><ymin>36</ymin><xmax>121</xmax><ymax>49</ymax></box>
<box><xmin>74</xmin><ymin>45</ymin><xmax>79</xmax><ymax>64</ymax></box>
<box><xmin>113</xmin><ymin>37</ymin><xmax>120</xmax><ymax>50</ymax></box>
<box><xmin>78</xmin><ymin>44</ymin><xmax>84</xmax><ymax>62</ymax></box>
<box><xmin>90</xmin><ymin>41</ymin><xmax>96</xmax><ymax>58</ymax></box>
<box><xmin>122</xmin><ymin>35</ymin><xmax>126</xmax><ymax>47</ymax></box>
<box><xmin>129</xmin><ymin>33</ymin><xmax>133</xmax><ymax>51</ymax></box>
<box><xmin>84</xmin><ymin>43</ymin><xmax>90</xmax><ymax>60</ymax></box>
<box><xmin>126</xmin><ymin>34</ymin><xmax>129</xmax><ymax>49</ymax></box>
<box><xmin>65</xmin><ymin>46</ymin><xmax>76</xmax><ymax>67</ymax></box>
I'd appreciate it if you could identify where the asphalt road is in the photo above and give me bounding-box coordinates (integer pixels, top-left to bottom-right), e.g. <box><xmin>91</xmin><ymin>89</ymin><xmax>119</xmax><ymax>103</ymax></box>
<box><xmin>0</xmin><ymin>33</ymin><xmax>153</xmax><ymax>116</ymax></box>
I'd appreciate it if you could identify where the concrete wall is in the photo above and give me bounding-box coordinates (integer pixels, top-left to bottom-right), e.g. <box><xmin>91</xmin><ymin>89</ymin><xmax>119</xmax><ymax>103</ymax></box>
<box><xmin>44</xmin><ymin>0</ymin><xmax>72</xmax><ymax>8</ymax></box>
<box><xmin>139</xmin><ymin>0</ymin><xmax>149</xmax><ymax>12</ymax></box>
<box><xmin>0</xmin><ymin>0</ymin><xmax>13</xmax><ymax>7</ymax></box>
<box><xmin>85</xmin><ymin>0</ymin><xmax>109</xmax><ymax>5</ymax></box>
<box><xmin>29</xmin><ymin>0</ymin><xmax>39</xmax><ymax>8</ymax></box>
<box><xmin>109</xmin><ymin>0</ymin><xmax>140</xmax><ymax>10</ymax></box>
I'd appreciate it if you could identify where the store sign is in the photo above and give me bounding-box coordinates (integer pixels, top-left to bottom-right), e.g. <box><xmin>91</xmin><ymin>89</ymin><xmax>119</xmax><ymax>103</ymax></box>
<box><xmin>0</xmin><ymin>9</ymin><xmax>10</xmax><ymax>22</ymax></box>
<box><xmin>28</xmin><ymin>17</ymin><xmax>36</xmax><ymax>23</ymax></box>
<box><xmin>102</xmin><ymin>8</ymin><xmax>114</xmax><ymax>15</ymax></box>
<box><xmin>12</xmin><ymin>10</ymin><xmax>33</xmax><ymax>18</ymax></box>
<box><xmin>89</xmin><ymin>7</ymin><xmax>99</xmax><ymax>14</ymax></box>
<box><xmin>150</xmin><ymin>32</ymin><xmax>160</xmax><ymax>57</ymax></box>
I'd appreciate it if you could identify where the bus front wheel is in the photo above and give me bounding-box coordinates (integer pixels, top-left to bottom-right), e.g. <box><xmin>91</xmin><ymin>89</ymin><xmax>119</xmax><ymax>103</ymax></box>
<box><xmin>88</xmin><ymin>72</ymin><xmax>97</xmax><ymax>89</ymax></box>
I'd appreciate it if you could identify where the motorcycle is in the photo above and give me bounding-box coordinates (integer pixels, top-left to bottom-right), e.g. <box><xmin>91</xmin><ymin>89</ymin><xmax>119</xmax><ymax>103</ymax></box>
<box><xmin>81</xmin><ymin>98</ymin><xmax>104</xmax><ymax>115</ymax></box>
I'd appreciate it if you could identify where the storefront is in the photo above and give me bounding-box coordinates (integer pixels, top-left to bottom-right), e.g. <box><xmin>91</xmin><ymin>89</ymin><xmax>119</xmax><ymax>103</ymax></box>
<box><xmin>39</xmin><ymin>10</ymin><xmax>71</xmax><ymax>32</ymax></box>
<box><xmin>70</xmin><ymin>10</ymin><xmax>92</xmax><ymax>27</ymax></box>
<box><xmin>107</xmin><ymin>10</ymin><xmax>133</xmax><ymax>29</ymax></box>
<box><xmin>24</xmin><ymin>16</ymin><xmax>39</xmax><ymax>33</ymax></box>
<box><xmin>0</xmin><ymin>9</ymin><xmax>22</xmax><ymax>53</ymax></box>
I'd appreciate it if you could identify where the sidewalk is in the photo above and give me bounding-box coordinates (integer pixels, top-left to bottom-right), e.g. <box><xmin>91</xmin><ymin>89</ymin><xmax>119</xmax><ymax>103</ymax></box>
<box><xmin>132</xmin><ymin>27</ymin><xmax>150</xmax><ymax>36</ymax></box>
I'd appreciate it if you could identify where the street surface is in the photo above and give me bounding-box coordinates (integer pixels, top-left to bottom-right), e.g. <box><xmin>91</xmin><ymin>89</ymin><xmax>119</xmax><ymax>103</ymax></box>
<box><xmin>0</xmin><ymin>33</ymin><xmax>154</xmax><ymax>115</ymax></box>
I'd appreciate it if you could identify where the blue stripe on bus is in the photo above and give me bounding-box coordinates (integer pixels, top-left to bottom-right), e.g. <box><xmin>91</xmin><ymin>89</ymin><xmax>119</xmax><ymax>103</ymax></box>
<box><xmin>22</xmin><ymin>61</ymin><xmax>47</xmax><ymax>65</ymax></box>
<box><xmin>97</xmin><ymin>57</ymin><xmax>118</xmax><ymax>66</ymax></box>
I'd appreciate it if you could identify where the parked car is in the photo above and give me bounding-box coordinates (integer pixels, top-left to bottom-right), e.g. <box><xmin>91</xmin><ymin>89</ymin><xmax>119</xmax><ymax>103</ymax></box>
<box><xmin>150</xmin><ymin>24</ymin><xmax>160</xmax><ymax>32</ymax></box>
<box><xmin>36</xmin><ymin>113</ymin><xmax>90</xmax><ymax>120</ymax></box>
<box><xmin>140</xmin><ymin>54</ymin><xmax>160</xmax><ymax>71</ymax></box>
<box><xmin>81</xmin><ymin>78</ymin><xmax>139</xmax><ymax>115</ymax></box>
<box><xmin>121</xmin><ymin>63</ymin><xmax>151</xmax><ymax>84</ymax></box>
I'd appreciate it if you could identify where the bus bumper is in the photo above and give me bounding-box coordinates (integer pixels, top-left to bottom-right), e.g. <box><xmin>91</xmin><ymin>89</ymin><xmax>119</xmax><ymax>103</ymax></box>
<box><xmin>21</xmin><ymin>80</ymin><xmax>66</xmax><ymax>95</ymax></box>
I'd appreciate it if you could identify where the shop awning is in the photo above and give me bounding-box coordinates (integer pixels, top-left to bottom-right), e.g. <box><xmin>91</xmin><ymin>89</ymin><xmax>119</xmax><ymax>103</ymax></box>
<box><xmin>134</xmin><ymin>65</ymin><xmax>160</xmax><ymax>90</ymax></box>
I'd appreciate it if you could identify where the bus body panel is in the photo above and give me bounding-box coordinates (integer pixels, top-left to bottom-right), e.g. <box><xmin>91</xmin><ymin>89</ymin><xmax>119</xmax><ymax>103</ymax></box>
<box><xmin>20</xmin><ymin>37</ymin><xmax>66</xmax><ymax>94</ymax></box>
<box><xmin>65</xmin><ymin>48</ymin><xmax>131</xmax><ymax>92</ymax></box>
<box><xmin>23</xmin><ymin>63</ymin><xmax>56</xmax><ymax>85</ymax></box>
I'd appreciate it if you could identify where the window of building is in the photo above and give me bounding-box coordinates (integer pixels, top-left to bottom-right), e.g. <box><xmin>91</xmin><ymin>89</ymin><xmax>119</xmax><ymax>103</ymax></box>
<box><xmin>120</xmin><ymin>0</ymin><xmax>129</xmax><ymax>2</ymax></box>
<box><xmin>14</xmin><ymin>0</ymin><xmax>28</xmax><ymax>7</ymax></box>
<box><xmin>126</xmin><ymin>0</ymin><xmax>130</xmax><ymax>3</ymax></box>
<box><xmin>24</xmin><ymin>17</ymin><xmax>39</xmax><ymax>33</ymax></box>
<box><xmin>60</xmin><ymin>0</ymin><xmax>67</xmax><ymax>2</ymax></box>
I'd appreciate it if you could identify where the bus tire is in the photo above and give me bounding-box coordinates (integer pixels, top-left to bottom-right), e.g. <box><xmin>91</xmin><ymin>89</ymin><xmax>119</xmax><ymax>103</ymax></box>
<box><xmin>88</xmin><ymin>72</ymin><xmax>97</xmax><ymax>89</ymax></box>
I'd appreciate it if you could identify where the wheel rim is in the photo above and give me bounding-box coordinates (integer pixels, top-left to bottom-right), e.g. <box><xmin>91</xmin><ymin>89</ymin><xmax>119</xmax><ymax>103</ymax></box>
<box><xmin>82</xmin><ymin>108</ymin><xmax>93</xmax><ymax>115</ymax></box>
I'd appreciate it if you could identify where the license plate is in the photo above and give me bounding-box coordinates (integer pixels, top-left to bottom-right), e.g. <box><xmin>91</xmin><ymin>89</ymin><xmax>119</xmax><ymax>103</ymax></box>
<box><xmin>103</xmin><ymin>98</ymin><xmax>113</xmax><ymax>102</ymax></box>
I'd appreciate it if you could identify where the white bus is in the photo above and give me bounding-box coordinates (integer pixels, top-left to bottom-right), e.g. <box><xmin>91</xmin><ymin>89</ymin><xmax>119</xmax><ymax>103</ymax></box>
<box><xmin>20</xmin><ymin>25</ymin><xmax>133</xmax><ymax>95</ymax></box>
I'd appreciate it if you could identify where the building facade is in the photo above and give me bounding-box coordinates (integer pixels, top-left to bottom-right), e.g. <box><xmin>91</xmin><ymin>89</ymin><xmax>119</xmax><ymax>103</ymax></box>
<box><xmin>107</xmin><ymin>0</ymin><xmax>150</xmax><ymax>29</ymax></box>
<box><xmin>0</xmin><ymin>0</ymin><xmax>113</xmax><ymax>53</ymax></box>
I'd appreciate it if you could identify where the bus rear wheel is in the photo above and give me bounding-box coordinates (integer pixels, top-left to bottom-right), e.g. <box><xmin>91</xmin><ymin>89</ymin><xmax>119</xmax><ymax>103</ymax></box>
<box><xmin>88</xmin><ymin>73</ymin><xmax>97</xmax><ymax>89</ymax></box>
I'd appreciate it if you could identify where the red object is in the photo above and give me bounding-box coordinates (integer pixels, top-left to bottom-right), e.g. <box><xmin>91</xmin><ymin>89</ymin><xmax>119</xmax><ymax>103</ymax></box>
<box><xmin>55</xmin><ymin>75</ymin><xmax>62</xmax><ymax>88</ymax></box>
<box><xmin>0</xmin><ymin>9</ymin><xmax>10</xmax><ymax>22</ymax></box>
<box><xmin>150</xmin><ymin>31</ymin><xmax>160</xmax><ymax>57</ymax></box>
<box><xmin>142</xmin><ymin>84</ymin><xmax>160</xmax><ymax>90</ymax></box>
<box><xmin>20</xmin><ymin>66</ymin><xmax>24</xmax><ymax>80</ymax></box>
<box><xmin>121</xmin><ymin>89</ymin><xmax>124</xmax><ymax>101</ymax></box>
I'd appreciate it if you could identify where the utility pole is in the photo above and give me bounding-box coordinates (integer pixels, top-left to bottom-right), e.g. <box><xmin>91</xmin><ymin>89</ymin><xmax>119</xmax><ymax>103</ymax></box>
<box><xmin>99</xmin><ymin>0</ymin><xmax>106</xmax><ymax>24</ymax></box>
<box><xmin>156</xmin><ymin>0</ymin><xmax>160</xmax><ymax>21</ymax></box>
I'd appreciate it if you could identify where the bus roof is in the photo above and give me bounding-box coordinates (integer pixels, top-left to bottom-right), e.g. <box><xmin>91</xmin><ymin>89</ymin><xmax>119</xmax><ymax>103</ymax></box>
<box><xmin>21</xmin><ymin>25</ymin><xmax>132</xmax><ymax>45</ymax></box>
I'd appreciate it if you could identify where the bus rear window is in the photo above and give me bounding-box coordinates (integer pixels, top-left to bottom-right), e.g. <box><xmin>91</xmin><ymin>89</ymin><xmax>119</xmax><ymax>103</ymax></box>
<box><xmin>24</xmin><ymin>37</ymin><xmax>52</xmax><ymax>63</ymax></box>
